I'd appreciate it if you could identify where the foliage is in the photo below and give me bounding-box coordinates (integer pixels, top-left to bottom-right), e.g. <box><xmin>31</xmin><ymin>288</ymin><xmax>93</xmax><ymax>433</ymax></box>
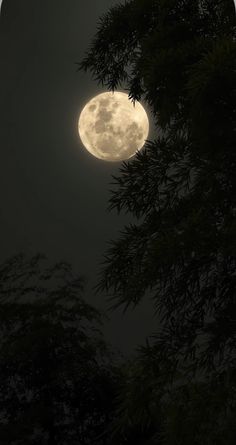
<box><xmin>0</xmin><ymin>254</ymin><xmax>119</xmax><ymax>445</ymax></box>
<box><xmin>109</xmin><ymin>353</ymin><xmax>236</xmax><ymax>445</ymax></box>
<box><xmin>80</xmin><ymin>0</ymin><xmax>236</xmax><ymax>443</ymax></box>
<box><xmin>162</xmin><ymin>370</ymin><xmax>236</xmax><ymax>445</ymax></box>
<box><xmin>80</xmin><ymin>0</ymin><xmax>236</xmax><ymax>373</ymax></box>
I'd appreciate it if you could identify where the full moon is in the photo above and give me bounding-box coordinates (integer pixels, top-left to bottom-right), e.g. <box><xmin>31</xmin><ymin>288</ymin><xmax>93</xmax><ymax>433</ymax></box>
<box><xmin>78</xmin><ymin>91</ymin><xmax>149</xmax><ymax>161</ymax></box>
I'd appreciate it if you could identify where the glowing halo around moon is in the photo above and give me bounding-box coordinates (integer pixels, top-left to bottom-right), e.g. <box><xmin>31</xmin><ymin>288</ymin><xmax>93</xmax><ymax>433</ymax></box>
<box><xmin>78</xmin><ymin>91</ymin><xmax>149</xmax><ymax>162</ymax></box>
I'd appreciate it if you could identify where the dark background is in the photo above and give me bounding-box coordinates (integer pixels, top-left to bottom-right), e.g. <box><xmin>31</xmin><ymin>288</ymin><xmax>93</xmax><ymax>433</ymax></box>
<box><xmin>0</xmin><ymin>0</ymin><xmax>156</xmax><ymax>355</ymax></box>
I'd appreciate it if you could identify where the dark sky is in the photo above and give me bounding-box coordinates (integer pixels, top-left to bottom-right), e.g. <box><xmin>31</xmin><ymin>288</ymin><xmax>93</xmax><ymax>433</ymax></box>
<box><xmin>0</xmin><ymin>0</ymin><xmax>156</xmax><ymax>355</ymax></box>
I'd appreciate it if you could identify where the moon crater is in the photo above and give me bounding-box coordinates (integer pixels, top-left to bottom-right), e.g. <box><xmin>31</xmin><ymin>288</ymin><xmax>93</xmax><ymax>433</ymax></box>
<box><xmin>78</xmin><ymin>91</ymin><xmax>149</xmax><ymax>161</ymax></box>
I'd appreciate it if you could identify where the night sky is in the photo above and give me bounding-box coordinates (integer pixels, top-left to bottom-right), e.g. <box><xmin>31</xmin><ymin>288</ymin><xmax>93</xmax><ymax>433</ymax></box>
<box><xmin>0</xmin><ymin>0</ymin><xmax>156</xmax><ymax>355</ymax></box>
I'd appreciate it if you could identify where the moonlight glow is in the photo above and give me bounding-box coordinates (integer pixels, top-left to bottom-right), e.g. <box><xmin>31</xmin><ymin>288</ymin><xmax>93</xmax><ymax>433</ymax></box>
<box><xmin>78</xmin><ymin>91</ymin><xmax>149</xmax><ymax>161</ymax></box>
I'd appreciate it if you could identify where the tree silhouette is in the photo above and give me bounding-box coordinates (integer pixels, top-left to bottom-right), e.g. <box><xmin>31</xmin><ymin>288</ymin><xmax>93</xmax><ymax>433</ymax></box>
<box><xmin>80</xmin><ymin>0</ymin><xmax>236</xmax><ymax>373</ymax></box>
<box><xmin>0</xmin><ymin>254</ymin><xmax>119</xmax><ymax>445</ymax></box>
<box><xmin>79</xmin><ymin>0</ymin><xmax>236</xmax><ymax>443</ymax></box>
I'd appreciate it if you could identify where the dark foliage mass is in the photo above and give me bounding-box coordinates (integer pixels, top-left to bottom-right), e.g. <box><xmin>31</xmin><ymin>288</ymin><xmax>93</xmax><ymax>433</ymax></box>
<box><xmin>0</xmin><ymin>254</ymin><xmax>120</xmax><ymax>445</ymax></box>
<box><xmin>80</xmin><ymin>1</ymin><xmax>236</xmax><ymax>443</ymax></box>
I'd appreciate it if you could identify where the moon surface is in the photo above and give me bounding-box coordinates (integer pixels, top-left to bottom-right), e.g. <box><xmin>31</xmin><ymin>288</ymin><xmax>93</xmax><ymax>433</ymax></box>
<box><xmin>78</xmin><ymin>91</ymin><xmax>149</xmax><ymax>161</ymax></box>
